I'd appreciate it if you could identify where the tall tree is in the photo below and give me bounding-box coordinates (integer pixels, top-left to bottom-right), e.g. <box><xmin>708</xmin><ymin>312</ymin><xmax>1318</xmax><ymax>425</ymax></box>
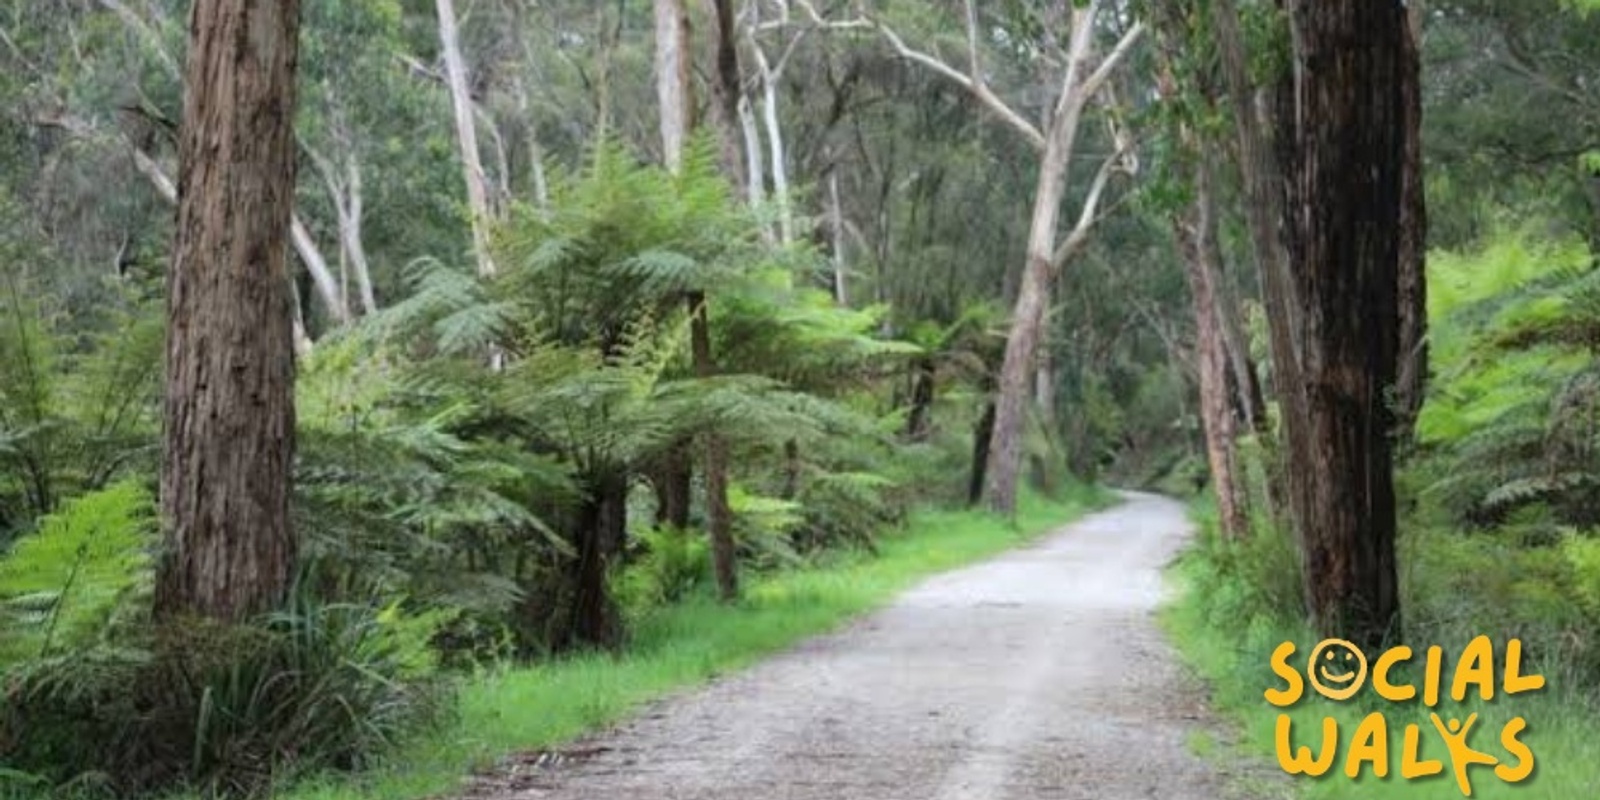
<box><xmin>1394</xmin><ymin>0</ymin><xmax>1429</xmax><ymax>442</ymax></box>
<box><xmin>1274</xmin><ymin>0</ymin><xmax>1407</xmax><ymax>647</ymax></box>
<box><xmin>436</xmin><ymin>0</ymin><xmax>497</xmax><ymax>278</ymax></box>
<box><xmin>655</xmin><ymin>0</ymin><xmax>739</xmax><ymax>601</ymax></box>
<box><xmin>155</xmin><ymin>0</ymin><xmax>301</xmax><ymax>621</ymax></box>
<box><xmin>979</xmin><ymin>2</ymin><xmax>1143</xmax><ymax>514</ymax></box>
<box><xmin>793</xmin><ymin>0</ymin><xmax>1144</xmax><ymax>514</ymax></box>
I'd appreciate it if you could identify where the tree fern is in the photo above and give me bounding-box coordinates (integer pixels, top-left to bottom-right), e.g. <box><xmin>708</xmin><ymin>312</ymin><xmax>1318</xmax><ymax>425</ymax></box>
<box><xmin>0</xmin><ymin>479</ymin><xmax>153</xmax><ymax>666</ymax></box>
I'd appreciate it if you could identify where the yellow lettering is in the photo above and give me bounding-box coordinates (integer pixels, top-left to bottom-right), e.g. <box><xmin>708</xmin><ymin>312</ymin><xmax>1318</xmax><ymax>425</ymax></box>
<box><xmin>1400</xmin><ymin>723</ymin><xmax>1443</xmax><ymax>779</ymax></box>
<box><xmin>1265</xmin><ymin>641</ymin><xmax>1303</xmax><ymax>707</ymax></box>
<box><xmin>1452</xmin><ymin>635</ymin><xmax>1496</xmax><ymax>702</ymax></box>
<box><xmin>1374</xmin><ymin>645</ymin><xmax>1415</xmax><ymax>701</ymax></box>
<box><xmin>1344</xmin><ymin>712</ymin><xmax>1389</xmax><ymax>778</ymax></box>
<box><xmin>1276</xmin><ymin>714</ymin><xmax>1338</xmax><ymax>777</ymax></box>
<box><xmin>1424</xmin><ymin>645</ymin><xmax>1443</xmax><ymax>707</ymax></box>
<box><xmin>1503</xmin><ymin>639</ymin><xmax>1546</xmax><ymax>695</ymax></box>
<box><xmin>1494</xmin><ymin>717</ymin><xmax>1535</xmax><ymax>783</ymax></box>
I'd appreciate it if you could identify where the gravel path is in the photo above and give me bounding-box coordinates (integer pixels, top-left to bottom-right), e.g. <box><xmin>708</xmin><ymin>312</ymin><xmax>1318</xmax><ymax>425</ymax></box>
<box><xmin>463</xmin><ymin>491</ymin><xmax>1233</xmax><ymax>800</ymax></box>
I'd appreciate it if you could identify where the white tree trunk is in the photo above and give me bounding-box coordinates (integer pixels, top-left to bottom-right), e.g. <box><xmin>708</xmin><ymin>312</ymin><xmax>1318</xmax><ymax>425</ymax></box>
<box><xmin>739</xmin><ymin>95</ymin><xmax>768</xmax><ymax>213</ymax></box>
<box><xmin>752</xmin><ymin>46</ymin><xmax>794</xmax><ymax>245</ymax></box>
<box><xmin>435</xmin><ymin>0</ymin><xmax>497</xmax><ymax>277</ymax></box>
<box><xmin>829</xmin><ymin>166</ymin><xmax>848</xmax><ymax>305</ymax></box>
<box><xmin>654</xmin><ymin>0</ymin><xmax>691</xmax><ymax>173</ymax></box>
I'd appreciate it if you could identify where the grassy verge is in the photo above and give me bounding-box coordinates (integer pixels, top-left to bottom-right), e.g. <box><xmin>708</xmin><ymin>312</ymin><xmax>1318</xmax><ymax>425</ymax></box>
<box><xmin>272</xmin><ymin>485</ymin><xmax>1108</xmax><ymax>800</ymax></box>
<box><xmin>1160</xmin><ymin>508</ymin><xmax>1600</xmax><ymax>800</ymax></box>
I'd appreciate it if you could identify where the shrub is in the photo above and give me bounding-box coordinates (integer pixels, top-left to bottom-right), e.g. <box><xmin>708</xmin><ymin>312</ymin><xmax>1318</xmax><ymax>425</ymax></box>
<box><xmin>614</xmin><ymin>525</ymin><xmax>712</xmax><ymax>614</ymax></box>
<box><xmin>0</xmin><ymin>597</ymin><xmax>450</xmax><ymax>797</ymax></box>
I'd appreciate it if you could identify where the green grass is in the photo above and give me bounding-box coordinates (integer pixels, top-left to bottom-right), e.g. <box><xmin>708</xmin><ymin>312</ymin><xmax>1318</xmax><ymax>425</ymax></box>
<box><xmin>270</xmin><ymin>486</ymin><xmax>1108</xmax><ymax>800</ymax></box>
<box><xmin>1160</xmin><ymin>514</ymin><xmax>1600</xmax><ymax>800</ymax></box>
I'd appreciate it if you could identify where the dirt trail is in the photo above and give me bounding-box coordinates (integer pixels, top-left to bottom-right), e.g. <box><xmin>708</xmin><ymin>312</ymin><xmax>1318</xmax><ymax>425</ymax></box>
<box><xmin>465</xmin><ymin>491</ymin><xmax>1234</xmax><ymax>799</ymax></box>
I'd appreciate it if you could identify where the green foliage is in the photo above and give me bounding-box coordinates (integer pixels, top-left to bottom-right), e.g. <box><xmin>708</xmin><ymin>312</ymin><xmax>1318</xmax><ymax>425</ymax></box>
<box><xmin>0</xmin><ymin>259</ymin><xmax>162</xmax><ymax>537</ymax></box>
<box><xmin>0</xmin><ymin>479</ymin><xmax>153</xmax><ymax>667</ymax></box>
<box><xmin>1165</xmin><ymin>508</ymin><xmax>1600</xmax><ymax>800</ymax></box>
<box><xmin>0</xmin><ymin>599</ymin><xmax>449</xmax><ymax>798</ymax></box>
<box><xmin>258</xmin><ymin>492</ymin><xmax>1101</xmax><ymax>800</ymax></box>
<box><xmin>1417</xmin><ymin>228</ymin><xmax>1600</xmax><ymax>525</ymax></box>
<box><xmin>613</xmin><ymin>525</ymin><xmax>711</xmax><ymax>614</ymax></box>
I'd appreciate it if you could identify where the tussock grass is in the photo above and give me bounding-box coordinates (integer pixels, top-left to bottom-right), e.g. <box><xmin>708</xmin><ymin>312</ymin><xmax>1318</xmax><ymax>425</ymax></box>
<box><xmin>271</xmin><ymin>486</ymin><xmax>1107</xmax><ymax>800</ymax></box>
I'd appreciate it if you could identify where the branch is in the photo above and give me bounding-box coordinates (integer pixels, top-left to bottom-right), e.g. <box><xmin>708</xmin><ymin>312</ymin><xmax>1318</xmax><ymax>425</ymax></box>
<box><xmin>38</xmin><ymin>109</ymin><xmax>349</xmax><ymax>323</ymax></box>
<box><xmin>95</xmin><ymin>0</ymin><xmax>180</xmax><ymax>79</ymax></box>
<box><xmin>786</xmin><ymin>0</ymin><xmax>1046</xmax><ymax>151</ymax></box>
<box><xmin>1050</xmin><ymin>146</ymin><xmax>1129</xmax><ymax>270</ymax></box>
<box><xmin>1080</xmin><ymin>21</ymin><xmax>1147</xmax><ymax>103</ymax></box>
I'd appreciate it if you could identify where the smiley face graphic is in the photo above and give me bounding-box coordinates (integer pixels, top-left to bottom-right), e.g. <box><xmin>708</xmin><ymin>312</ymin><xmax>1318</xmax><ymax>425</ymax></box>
<box><xmin>1307</xmin><ymin>638</ymin><xmax>1368</xmax><ymax>701</ymax></box>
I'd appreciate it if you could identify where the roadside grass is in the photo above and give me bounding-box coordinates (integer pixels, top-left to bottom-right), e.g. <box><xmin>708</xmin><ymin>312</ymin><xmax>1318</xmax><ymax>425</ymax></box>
<box><xmin>270</xmin><ymin>484</ymin><xmax>1109</xmax><ymax>800</ymax></box>
<box><xmin>1160</xmin><ymin>509</ymin><xmax>1600</xmax><ymax>800</ymax></box>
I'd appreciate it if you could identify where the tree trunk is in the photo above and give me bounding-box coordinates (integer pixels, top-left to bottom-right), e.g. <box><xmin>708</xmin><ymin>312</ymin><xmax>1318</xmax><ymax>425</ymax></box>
<box><xmin>753</xmin><ymin>45</ymin><xmax>794</xmax><ymax>245</ymax></box>
<box><xmin>781</xmin><ymin>439</ymin><xmax>801</xmax><ymax>500</ymax></box>
<box><xmin>906</xmin><ymin>356</ymin><xmax>935</xmax><ymax>441</ymax></box>
<box><xmin>983</xmin><ymin>111</ymin><xmax>1078</xmax><ymax>514</ymax></box>
<box><xmin>657</xmin><ymin>0</ymin><xmax>738</xmax><ymax>601</ymax></box>
<box><xmin>566</xmin><ymin>471</ymin><xmax>626</xmax><ymax>649</ymax></box>
<box><xmin>1278</xmin><ymin>0</ymin><xmax>1406</xmax><ymax>649</ymax></box>
<box><xmin>1201</xmin><ymin>201</ymin><xmax>1267</xmax><ymax>436</ymax></box>
<box><xmin>739</xmin><ymin>95</ymin><xmax>766</xmax><ymax>211</ymax></box>
<box><xmin>436</xmin><ymin>0</ymin><xmax>497</xmax><ymax>278</ymax></box>
<box><xmin>691</xmin><ymin>293</ymin><xmax>738</xmax><ymax>601</ymax></box>
<box><xmin>653</xmin><ymin>0</ymin><xmax>692</xmax><ymax>174</ymax></box>
<box><xmin>703</xmin><ymin>0</ymin><xmax>747</xmax><ymax>195</ymax></box>
<box><xmin>982</xmin><ymin>4</ymin><xmax>1114</xmax><ymax>515</ymax></box>
<box><xmin>1394</xmin><ymin>1</ymin><xmax>1429</xmax><ymax>443</ymax></box>
<box><xmin>1174</xmin><ymin>158</ymin><xmax>1250</xmax><ymax>539</ymax></box>
<box><xmin>155</xmin><ymin>0</ymin><xmax>300</xmax><ymax>622</ymax></box>
<box><xmin>829</xmin><ymin>166</ymin><xmax>848</xmax><ymax>305</ymax></box>
<box><xmin>1212</xmin><ymin>0</ymin><xmax>1298</xmax><ymax>516</ymax></box>
<box><xmin>969</xmin><ymin>394</ymin><xmax>997</xmax><ymax>507</ymax></box>
<box><xmin>652</xmin><ymin>443</ymin><xmax>692</xmax><ymax>530</ymax></box>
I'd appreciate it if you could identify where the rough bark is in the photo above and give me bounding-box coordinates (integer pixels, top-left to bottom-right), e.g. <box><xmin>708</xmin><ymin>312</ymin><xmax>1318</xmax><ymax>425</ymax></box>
<box><xmin>566</xmin><ymin>471</ymin><xmax>627</xmax><ymax>649</ymax></box>
<box><xmin>1174</xmin><ymin>159</ymin><xmax>1250</xmax><ymax>539</ymax></box>
<box><xmin>1277</xmin><ymin>0</ymin><xmax>1406</xmax><ymax>648</ymax></box>
<box><xmin>155</xmin><ymin>0</ymin><xmax>300</xmax><ymax>622</ymax></box>
<box><xmin>436</xmin><ymin>0</ymin><xmax>497</xmax><ymax>277</ymax></box>
<box><xmin>703</xmin><ymin>0</ymin><xmax>748</xmax><ymax>196</ymax></box>
<box><xmin>1394</xmin><ymin>1</ymin><xmax>1429</xmax><ymax>443</ymax></box>
<box><xmin>1212</xmin><ymin>0</ymin><xmax>1298</xmax><ymax>514</ymax></box>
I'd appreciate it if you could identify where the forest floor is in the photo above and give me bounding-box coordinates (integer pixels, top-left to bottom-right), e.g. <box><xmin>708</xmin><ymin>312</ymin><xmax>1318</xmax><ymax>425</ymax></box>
<box><xmin>455</xmin><ymin>492</ymin><xmax>1262</xmax><ymax>800</ymax></box>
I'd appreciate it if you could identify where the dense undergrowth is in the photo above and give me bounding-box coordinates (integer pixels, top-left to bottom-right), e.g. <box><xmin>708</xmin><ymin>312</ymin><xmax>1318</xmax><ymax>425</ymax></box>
<box><xmin>1165</xmin><ymin>505</ymin><xmax>1600</xmax><ymax>800</ymax></box>
<box><xmin>0</xmin><ymin>487</ymin><xmax>1103</xmax><ymax>800</ymax></box>
<box><xmin>0</xmin><ymin>141</ymin><xmax>1104</xmax><ymax>798</ymax></box>
<box><xmin>1163</xmin><ymin>228</ymin><xmax>1600</xmax><ymax>799</ymax></box>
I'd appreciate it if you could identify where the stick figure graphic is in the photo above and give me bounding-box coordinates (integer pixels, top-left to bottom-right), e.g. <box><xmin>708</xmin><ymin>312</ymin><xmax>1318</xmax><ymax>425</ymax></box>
<box><xmin>1429</xmin><ymin>713</ymin><xmax>1500</xmax><ymax>797</ymax></box>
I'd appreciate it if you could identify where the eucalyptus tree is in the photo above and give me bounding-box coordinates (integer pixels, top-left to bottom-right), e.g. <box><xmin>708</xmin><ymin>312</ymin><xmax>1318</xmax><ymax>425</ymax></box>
<box><xmin>156</xmin><ymin>0</ymin><xmax>302</xmax><ymax>621</ymax></box>
<box><xmin>788</xmin><ymin>0</ymin><xmax>1145</xmax><ymax>514</ymax></box>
